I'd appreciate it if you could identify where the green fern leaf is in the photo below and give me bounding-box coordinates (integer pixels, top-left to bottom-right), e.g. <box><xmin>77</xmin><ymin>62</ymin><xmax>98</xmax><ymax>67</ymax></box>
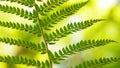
<box><xmin>0</xmin><ymin>0</ymin><xmax>118</xmax><ymax>68</ymax></box>
<box><xmin>71</xmin><ymin>57</ymin><xmax>120</xmax><ymax>68</ymax></box>
<box><xmin>0</xmin><ymin>37</ymin><xmax>46</xmax><ymax>53</ymax></box>
<box><xmin>49</xmin><ymin>39</ymin><xmax>116</xmax><ymax>63</ymax></box>
<box><xmin>0</xmin><ymin>56</ymin><xmax>50</xmax><ymax>67</ymax></box>
<box><xmin>0</xmin><ymin>4</ymin><xmax>36</xmax><ymax>20</ymax></box>
<box><xmin>1</xmin><ymin>0</ymin><xmax>34</xmax><ymax>7</ymax></box>
<box><xmin>0</xmin><ymin>21</ymin><xmax>41</xmax><ymax>36</ymax></box>
<box><xmin>35</xmin><ymin>0</ymin><xmax>69</xmax><ymax>15</ymax></box>
<box><xmin>41</xmin><ymin>0</ymin><xmax>89</xmax><ymax>30</ymax></box>
<box><xmin>45</xmin><ymin>19</ymin><xmax>104</xmax><ymax>43</ymax></box>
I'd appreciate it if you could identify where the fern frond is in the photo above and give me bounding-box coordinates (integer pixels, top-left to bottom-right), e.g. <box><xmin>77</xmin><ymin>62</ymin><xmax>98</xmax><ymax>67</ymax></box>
<box><xmin>1</xmin><ymin>0</ymin><xmax>34</xmax><ymax>7</ymax></box>
<box><xmin>41</xmin><ymin>0</ymin><xmax>89</xmax><ymax>30</ymax></box>
<box><xmin>0</xmin><ymin>21</ymin><xmax>41</xmax><ymax>36</ymax></box>
<box><xmin>0</xmin><ymin>37</ymin><xmax>46</xmax><ymax>53</ymax></box>
<box><xmin>71</xmin><ymin>57</ymin><xmax>120</xmax><ymax>68</ymax></box>
<box><xmin>44</xmin><ymin>19</ymin><xmax>104</xmax><ymax>43</ymax></box>
<box><xmin>0</xmin><ymin>5</ymin><xmax>36</xmax><ymax>20</ymax></box>
<box><xmin>49</xmin><ymin>39</ymin><xmax>116</xmax><ymax>63</ymax></box>
<box><xmin>0</xmin><ymin>56</ymin><xmax>50</xmax><ymax>67</ymax></box>
<box><xmin>35</xmin><ymin>0</ymin><xmax>69</xmax><ymax>15</ymax></box>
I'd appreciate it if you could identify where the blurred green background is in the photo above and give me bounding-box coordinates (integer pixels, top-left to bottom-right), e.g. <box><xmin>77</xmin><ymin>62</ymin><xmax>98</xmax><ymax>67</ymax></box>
<box><xmin>0</xmin><ymin>0</ymin><xmax>120</xmax><ymax>68</ymax></box>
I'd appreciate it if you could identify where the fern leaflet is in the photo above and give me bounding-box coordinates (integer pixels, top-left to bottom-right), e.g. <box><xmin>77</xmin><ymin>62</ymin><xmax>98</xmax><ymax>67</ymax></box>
<box><xmin>1</xmin><ymin>0</ymin><xmax>34</xmax><ymax>7</ymax></box>
<box><xmin>35</xmin><ymin>0</ymin><xmax>69</xmax><ymax>15</ymax></box>
<box><xmin>0</xmin><ymin>37</ymin><xmax>46</xmax><ymax>53</ymax></box>
<box><xmin>0</xmin><ymin>21</ymin><xmax>41</xmax><ymax>36</ymax></box>
<box><xmin>0</xmin><ymin>4</ymin><xmax>36</xmax><ymax>20</ymax></box>
<box><xmin>41</xmin><ymin>0</ymin><xmax>89</xmax><ymax>30</ymax></box>
<box><xmin>0</xmin><ymin>56</ymin><xmax>50</xmax><ymax>67</ymax></box>
<box><xmin>49</xmin><ymin>39</ymin><xmax>116</xmax><ymax>63</ymax></box>
<box><xmin>44</xmin><ymin>19</ymin><xmax>104</xmax><ymax>44</ymax></box>
<box><xmin>72</xmin><ymin>57</ymin><xmax>120</xmax><ymax>68</ymax></box>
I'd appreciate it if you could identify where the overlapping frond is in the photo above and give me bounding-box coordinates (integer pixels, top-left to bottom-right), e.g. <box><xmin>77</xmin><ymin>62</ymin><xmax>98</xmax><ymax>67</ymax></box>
<box><xmin>41</xmin><ymin>0</ymin><xmax>89</xmax><ymax>30</ymax></box>
<box><xmin>0</xmin><ymin>5</ymin><xmax>36</xmax><ymax>20</ymax></box>
<box><xmin>0</xmin><ymin>21</ymin><xmax>41</xmax><ymax>36</ymax></box>
<box><xmin>44</xmin><ymin>19</ymin><xmax>104</xmax><ymax>44</ymax></box>
<box><xmin>0</xmin><ymin>37</ymin><xmax>46</xmax><ymax>53</ymax></box>
<box><xmin>49</xmin><ymin>39</ymin><xmax>116</xmax><ymax>63</ymax></box>
<box><xmin>0</xmin><ymin>56</ymin><xmax>50</xmax><ymax>68</ymax></box>
<box><xmin>1</xmin><ymin>0</ymin><xmax>34</xmax><ymax>7</ymax></box>
<box><xmin>71</xmin><ymin>57</ymin><xmax>120</xmax><ymax>68</ymax></box>
<box><xmin>35</xmin><ymin>0</ymin><xmax>69</xmax><ymax>15</ymax></box>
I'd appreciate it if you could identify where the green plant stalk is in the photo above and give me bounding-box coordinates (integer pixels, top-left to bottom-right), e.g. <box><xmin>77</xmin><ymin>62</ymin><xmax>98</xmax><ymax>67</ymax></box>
<box><xmin>33</xmin><ymin>0</ymin><xmax>53</xmax><ymax>68</ymax></box>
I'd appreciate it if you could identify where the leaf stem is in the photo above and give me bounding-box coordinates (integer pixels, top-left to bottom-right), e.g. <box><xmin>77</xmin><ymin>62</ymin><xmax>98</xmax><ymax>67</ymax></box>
<box><xmin>33</xmin><ymin>0</ymin><xmax>53</xmax><ymax>68</ymax></box>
